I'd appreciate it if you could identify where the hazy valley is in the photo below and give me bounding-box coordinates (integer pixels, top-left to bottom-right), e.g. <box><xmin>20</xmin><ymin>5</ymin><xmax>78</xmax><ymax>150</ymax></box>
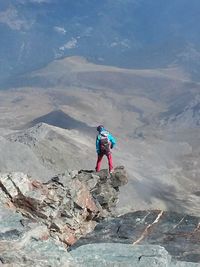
<box><xmin>0</xmin><ymin>56</ymin><xmax>199</xmax><ymax>217</ymax></box>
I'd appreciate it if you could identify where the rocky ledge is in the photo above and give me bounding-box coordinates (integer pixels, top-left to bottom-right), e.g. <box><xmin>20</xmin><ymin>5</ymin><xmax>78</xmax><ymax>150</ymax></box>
<box><xmin>0</xmin><ymin>166</ymin><xmax>127</xmax><ymax>266</ymax></box>
<box><xmin>0</xmin><ymin>167</ymin><xmax>200</xmax><ymax>267</ymax></box>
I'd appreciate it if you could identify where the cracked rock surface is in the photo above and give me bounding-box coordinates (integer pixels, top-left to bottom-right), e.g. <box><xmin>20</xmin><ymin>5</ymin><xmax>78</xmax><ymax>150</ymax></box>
<box><xmin>0</xmin><ymin>166</ymin><xmax>127</xmax><ymax>266</ymax></box>
<box><xmin>71</xmin><ymin>210</ymin><xmax>200</xmax><ymax>264</ymax></box>
<box><xmin>0</xmin><ymin>167</ymin><xmax>199</xmax><ymax>266</ymax></box>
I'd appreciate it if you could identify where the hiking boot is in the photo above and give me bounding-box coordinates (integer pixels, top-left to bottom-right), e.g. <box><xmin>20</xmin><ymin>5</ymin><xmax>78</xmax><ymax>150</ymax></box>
<box><xmin>109</xmin><ymin>169</ymin><xmax>114</xmax><ymax>174</ymax></box>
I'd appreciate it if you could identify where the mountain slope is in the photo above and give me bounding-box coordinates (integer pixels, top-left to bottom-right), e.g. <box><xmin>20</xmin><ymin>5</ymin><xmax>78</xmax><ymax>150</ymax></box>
<box><xmin>4</xmin><ymin>123</ymin><xmax>95</xmax><ymax>180</ymax></box>
<box><xmin>26</xmin><ymin>109</ymin><xmax>95</xmax><ymax>135</ymax></box>
<box><xmin>160</xmin><ymin>95</ymin><xmax>200</xmax><ymax>128</ymax></box>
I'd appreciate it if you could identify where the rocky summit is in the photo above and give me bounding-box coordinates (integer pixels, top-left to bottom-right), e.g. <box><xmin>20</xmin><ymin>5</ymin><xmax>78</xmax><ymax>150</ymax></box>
<box><xmin>0</xmin><ymin>166</ymin><xmax>127</xmax><ymax>266</ymax></box>
<box><xmin>0</xmin><ymin>166</ymin><xmax>200</xmax><ymax>267</ymax></box>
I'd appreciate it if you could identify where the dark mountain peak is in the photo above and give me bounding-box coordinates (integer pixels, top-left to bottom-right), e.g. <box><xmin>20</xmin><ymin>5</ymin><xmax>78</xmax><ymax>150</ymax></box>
<box><xmin>26</xmin><ymin>109</ymin><xmax>94</xmax><ymax>133</ymax></box>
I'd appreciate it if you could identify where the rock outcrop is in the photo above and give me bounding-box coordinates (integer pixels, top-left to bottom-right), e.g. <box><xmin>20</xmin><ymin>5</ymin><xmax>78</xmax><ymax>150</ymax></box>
<box><xmin>0</xmin><ymin>167</ymin><xmax>200</xmax><ymax>267</ymax></box>
<box><xmin>0</xmin><ymin>166</ymin><xmax>128</xmax><ymax>266</ymax></box>
<box><xmin>71</xmin><ymin>210</ymin><xmax>200</xmax><ymax>264</ymax></box>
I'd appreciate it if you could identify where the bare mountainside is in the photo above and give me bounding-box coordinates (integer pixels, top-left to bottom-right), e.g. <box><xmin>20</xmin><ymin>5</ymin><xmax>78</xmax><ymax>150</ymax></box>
<box><xmin>0</xmin><ymin>56</ymin><xmax>200</xmax><ymax>216</ymax></box>
<box><xmin>8</xmin><ymin>56</ymin><xmax>196</xmax><ymax>100</ymax></box>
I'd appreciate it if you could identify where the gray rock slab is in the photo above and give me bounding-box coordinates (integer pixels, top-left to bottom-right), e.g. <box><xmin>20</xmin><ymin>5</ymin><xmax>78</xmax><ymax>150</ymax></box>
<box><xmin>71</xmin><ymin>243</ymin><xmax>200</xmax><ymax>267</ymax></box>
<box><xmin>71</xmin><ymin>243</ymin><xmax>171</xmax><ymax>267</ymax></box>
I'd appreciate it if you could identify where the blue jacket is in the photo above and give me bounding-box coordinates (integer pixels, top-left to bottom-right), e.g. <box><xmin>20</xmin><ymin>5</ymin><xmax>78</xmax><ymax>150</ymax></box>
<box><xmin>96</xmin><ymin>128</ymin><xmax>116</xmax><ymax>154</ymax></box>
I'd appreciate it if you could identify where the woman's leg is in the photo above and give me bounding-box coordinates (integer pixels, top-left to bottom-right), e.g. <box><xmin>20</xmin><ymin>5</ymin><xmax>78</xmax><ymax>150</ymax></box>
<box><xmin>107</xmin><ymin>153</ymin><xmax>113</xmax><ymax>172</ymax></box>
<box><xmin>95</xmin><ymin>153</ymin><xmax>104</xmax><ymax>171</ymax></box>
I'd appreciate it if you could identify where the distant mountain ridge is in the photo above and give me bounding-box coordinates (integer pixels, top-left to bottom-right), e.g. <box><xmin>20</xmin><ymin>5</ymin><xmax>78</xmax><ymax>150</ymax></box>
<box><xmin>26</xmin><ymin>109</ymin><xmax>95</xmax><ymax>134</ymax></box>
<box><xmin>1</xmin><ymin>0</ymin><xmax>200</xmax><ymax>86</ymax></box>
<box><xmin>160</xmin><ymin>95</ymin><xmax>200</xmax><ymax>128</ymax></box>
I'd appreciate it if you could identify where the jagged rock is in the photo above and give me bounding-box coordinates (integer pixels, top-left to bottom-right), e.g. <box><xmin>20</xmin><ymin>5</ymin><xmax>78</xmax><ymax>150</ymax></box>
<box><xmin>0</xmin><ymin>166</ymin><xmax>127</xmax><ymax>266</ymax></box>
<box><xmin>78</xmin><ymin>167</ymin><xmax>128</xmax><ymax>211</ymax></box>
<box><xmin>0</xmin><ymin>172</ymin><xmax>32</xmax><ymax>200</ymax></box>
<box><xmin>71</xmin><ymin>210</ymin><xmax>200</xmax><ymax>264</ymax></box>
<box><xmin>1</xmin><ymin>167</ymin><xmax>199</xmax><ymax>266</ymax></box>
<box><xmin>0</xmin><ymin>203</ymin><xmax>72</xmax><ymax>266</ymax></box>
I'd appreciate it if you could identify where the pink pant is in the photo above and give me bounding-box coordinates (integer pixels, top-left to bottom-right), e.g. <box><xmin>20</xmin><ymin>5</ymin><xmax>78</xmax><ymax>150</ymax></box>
<box><xmin>96</xmin><ymin>153</ymin><xmax>113</xmax><ymax>172</ymax></box>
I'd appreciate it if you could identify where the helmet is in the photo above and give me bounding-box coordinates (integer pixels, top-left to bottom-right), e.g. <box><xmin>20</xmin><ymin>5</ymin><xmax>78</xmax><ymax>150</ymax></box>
<box><xmin>97</xmin><ymin>125</ymin><xmax>104</xmax><ymax>132</ymax></box>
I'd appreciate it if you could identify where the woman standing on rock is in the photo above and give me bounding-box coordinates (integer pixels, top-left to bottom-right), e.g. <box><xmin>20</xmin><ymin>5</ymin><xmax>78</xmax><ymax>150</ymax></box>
<box><xmin>95</xmin><ymin>125</ymin><xmax>116</xmax><ymax>173</ymax></box>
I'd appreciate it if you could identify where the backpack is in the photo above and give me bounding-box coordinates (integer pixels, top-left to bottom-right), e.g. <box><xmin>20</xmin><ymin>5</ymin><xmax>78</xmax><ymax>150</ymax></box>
<box><xmin>99</xmin><ymin>132</ymin><xmax>111</xmax><ymax>154</ymax></box>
